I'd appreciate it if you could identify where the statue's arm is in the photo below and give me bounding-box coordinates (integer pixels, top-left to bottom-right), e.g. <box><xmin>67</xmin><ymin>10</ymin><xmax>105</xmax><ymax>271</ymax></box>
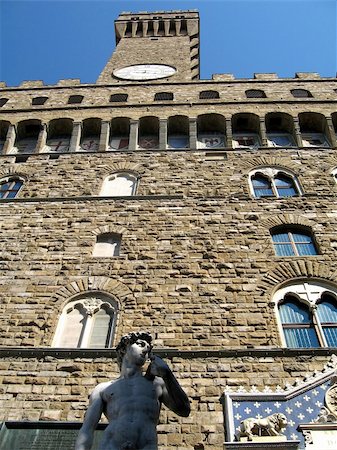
<box><xmin>75</xmin><ymin>386</ymin><xmax>104</xmax><ymax>450</ymax></box>
<box><xmin>150</xmin><ymin>355</ymin><xmax>190</xmax><ymax>417</ymax></box>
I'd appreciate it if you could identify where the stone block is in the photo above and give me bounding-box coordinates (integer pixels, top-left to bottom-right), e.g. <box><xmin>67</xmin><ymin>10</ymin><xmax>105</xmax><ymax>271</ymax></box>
<box><xmin>253</xmin><ymin>73</ymin><xmax>278</xmax><ymax>79</ymax></box>
<box><xmin>40</xmin><ymin>410</ymin><xmax>62</xmax><ymax>421</ymax></box>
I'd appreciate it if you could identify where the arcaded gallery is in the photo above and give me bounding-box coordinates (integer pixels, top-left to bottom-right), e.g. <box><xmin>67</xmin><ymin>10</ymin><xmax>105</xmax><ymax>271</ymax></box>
<box><xmin>1</xmin><ymin>9</ymin><xmax>337</xmax><ymax>450</ymax></box>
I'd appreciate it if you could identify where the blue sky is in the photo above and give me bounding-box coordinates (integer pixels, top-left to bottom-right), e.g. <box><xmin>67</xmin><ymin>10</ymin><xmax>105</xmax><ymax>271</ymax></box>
<box><xmin>0</xmin><ymin>0</ymin><xmax>336</xmax><ymax>86</ymax></box>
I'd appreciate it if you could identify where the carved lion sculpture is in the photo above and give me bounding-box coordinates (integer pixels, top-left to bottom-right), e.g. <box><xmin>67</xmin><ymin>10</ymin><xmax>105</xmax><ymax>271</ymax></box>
<box><xmin>236</xmin><ymin>412</ymin><xmax>288</xmax><ymax>441</ymax></box>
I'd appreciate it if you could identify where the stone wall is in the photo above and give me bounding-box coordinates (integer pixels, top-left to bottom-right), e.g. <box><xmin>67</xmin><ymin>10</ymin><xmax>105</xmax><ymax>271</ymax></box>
<box><xmin>0</xmin><ymin>149</ymin><xmax>336</xmax><ymax>350</ymax></box>
<box><xmin>0</xmin><ymin>351</ymin><xmax>333</xmax><ymax>450</ymax></box>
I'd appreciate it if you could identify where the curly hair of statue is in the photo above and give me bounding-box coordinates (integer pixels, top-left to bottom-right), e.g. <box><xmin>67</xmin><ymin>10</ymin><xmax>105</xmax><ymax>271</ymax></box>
<box><xmin>116</xmin><ymin>331</ymin><xmax>153</xmax><ymax>368</ymax></box>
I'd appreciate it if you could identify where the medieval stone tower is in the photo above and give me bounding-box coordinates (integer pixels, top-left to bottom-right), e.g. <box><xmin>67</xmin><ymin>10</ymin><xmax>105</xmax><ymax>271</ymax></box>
<box><xmin>0</xmin><ymin>9</ymin><xmax>337</xmax><ymax>450</ymax></box>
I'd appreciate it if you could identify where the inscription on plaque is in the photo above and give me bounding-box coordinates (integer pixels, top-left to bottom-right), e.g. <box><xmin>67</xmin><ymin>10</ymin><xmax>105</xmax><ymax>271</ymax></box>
<box><xmin>0</xmin><ymin>422</ymin><xmax>104</xmax><ymax>450</ymax></box>
<box><xmin>307</xmin><ymin>429</ymin><xmax>337</xmax><ymax>449</ymax></box>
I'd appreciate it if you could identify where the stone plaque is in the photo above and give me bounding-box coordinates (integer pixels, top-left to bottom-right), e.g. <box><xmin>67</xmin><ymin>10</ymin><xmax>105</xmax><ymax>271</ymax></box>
<box><xmin>306</xmin><ymin>429</ymin><xmax>337</xmax><ymax>449</ymax></box>
<box><xmin>0</xmin><ymin>422</ymin><xmax>105</xmax><ymax>450</ymax></box>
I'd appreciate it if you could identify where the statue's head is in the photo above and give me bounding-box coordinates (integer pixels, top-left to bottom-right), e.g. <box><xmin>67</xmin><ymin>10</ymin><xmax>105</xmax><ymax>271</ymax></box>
<box><xmin>116</xmin><ymin>331</ymin><xmax>153</xmax><ymax>369</ymax></box>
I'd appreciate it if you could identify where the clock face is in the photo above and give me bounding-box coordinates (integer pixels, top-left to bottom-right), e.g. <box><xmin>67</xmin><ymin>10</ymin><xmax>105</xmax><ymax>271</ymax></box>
<box><xmin>113</xmin><ymin>64</ymin><xmax>176</xmax><ymax>81</ymax></box>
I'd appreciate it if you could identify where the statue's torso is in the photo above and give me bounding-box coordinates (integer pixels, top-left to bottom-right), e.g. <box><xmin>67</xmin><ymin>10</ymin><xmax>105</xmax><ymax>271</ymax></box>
<box><xmin>98</xmin><ymin>375</ymin><xmax>163</xmax><ymax>450</ymax></box>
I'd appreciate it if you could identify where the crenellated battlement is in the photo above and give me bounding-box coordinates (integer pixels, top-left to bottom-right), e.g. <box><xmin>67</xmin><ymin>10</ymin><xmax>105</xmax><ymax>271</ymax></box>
<box><xmin>0</xmin><ymin>72</ymin><xmax>336</xmax><ymax>90</ymax></box>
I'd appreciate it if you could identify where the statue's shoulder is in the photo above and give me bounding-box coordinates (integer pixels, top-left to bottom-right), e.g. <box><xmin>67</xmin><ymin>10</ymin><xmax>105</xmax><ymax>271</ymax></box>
<box><xmin>90</xmin><ymin>380</ymin><xmax>116</xmax><ymax>400</ymax></box>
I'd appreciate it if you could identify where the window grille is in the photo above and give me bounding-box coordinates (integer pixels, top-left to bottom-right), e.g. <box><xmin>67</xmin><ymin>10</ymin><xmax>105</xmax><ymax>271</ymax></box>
<box><xmin>68</xmin><ymin>95</ymin><xmax>84</xmax><ymax>104</ymax></box>
<box><xmin>32</xmin><ymin>97</ymin><xmax>48</xmax><ymax>106</ymax></box>
<box><xmin>245</xmin><ymin>89</ymin><xmax>266</xmax><ymax>98</ymax></box>
<box><xmin>110</xmin><ymin>93</ymin><xmax>128</xmax><ymax>102</ymax></box>
<box><xmin>291</xmin><ymin>89</ymin><xmax>312</xmax><ymax>98</ymax></box>
<box><xmin>199</xmin><ymin>90</ymin><xmax>220</xmax><ymax>99</ymax></box>
<box><xmin>154</xmin><ymin>92</ymin><xmax>173</xmax><ymax>101</ymax></box>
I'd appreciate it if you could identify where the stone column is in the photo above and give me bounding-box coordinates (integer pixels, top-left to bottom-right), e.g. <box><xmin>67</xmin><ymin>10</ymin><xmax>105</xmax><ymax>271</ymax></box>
<box><xmin>159</xmin><ymin>119</ymin><xmax>167</xmax><ymax>150</ymax></box>
<box><xmin>164</xmin><ymin>19</ymin><xmax>170</xmax><ymax>36</ymax></box>
<box><xmin>142</xmin><ymin>21</ymin><xmax>149</xmax><ymax>37</ymax></box>
<box><xmin>153</xmin><ymin>20</ymin><xmax>159</xmax><ymax>36</ymax></box>
<box><xmin>175</xmin><ymin>19</ymin><xmax>182</xmax><ymax>36</ymax></box>
<box><xmin>131</xmin><ymin>22</ymin><xmax>137</xmax><ymax>37</ymax></box>
<box><xmin>2</xmin><ymin>124</ymin><xmax>16</xmax><ymax>154</ymax></box>
<box><xmin>129</xmin><ymin>120</ymin><xmax>138</xmax><ymax>151</ymax></box>
<box><xmin>259</xmin><ymin>117</ymin><xmax>268</xmax><ymax>147</ymax></box>
<box><xmin>36</xmin><ymin>123</ymin><xmax>48</xmax><ymax>153</ymax></box>
<box><xmin>225</xmin><ymin>118</ymin><xmax>233</xmax><ymax>148</ymax></box>
<box><xmin>99</xmin><ymin>121</ymin><xmax>110</xmax><ymax>151</ymax></box>
<box><xmin>293</xmin><ymin>118</ymin><xmax>303</xmax><ymax>147</ymax></box>
<box><xmin>189</xmin><ymin>118</ymin><xmax>197</xmax><ymax>150</ymax></box>
<box><xmin>325</xmin><ymin>116</ymin><xmax>337</xmax><ymax>147</ymax></box>
<box><xmin>69</xmin><ymin>121</ymin><xmax>82</xmax><ymax>152</ymax></box>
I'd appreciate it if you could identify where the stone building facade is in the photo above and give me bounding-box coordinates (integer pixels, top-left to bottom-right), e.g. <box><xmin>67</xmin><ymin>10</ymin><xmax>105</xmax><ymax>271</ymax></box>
<box><xmin>0</xmin><ymin>9</ymin><xmax>337</xmax><ymax>450</ymax></box>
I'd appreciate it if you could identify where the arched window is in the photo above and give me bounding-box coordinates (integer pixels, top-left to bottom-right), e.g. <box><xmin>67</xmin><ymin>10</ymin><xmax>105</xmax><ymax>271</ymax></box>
<box><xmin>154</xmin><ymin>92</ymin><xmax>173</xmax><ymax>101</ymax></box>
<box><xmin>199</xmin><ymin>90</ymin><xmax>220</xmax><ymax>99</ymax></box>
<box><xmin>167</xmin><ymin>115</ymin><xmax>189</xmax><ymax>149</ymax></box>
<box><xmin>279</xmin><ymin>297</ymin><xmax>319</xmax><ymax>348</ymax></box>
<box><xmin>251</xmin><ymin>174</ymin><xmax>273</xmax><ymax>197</ymax></box>
<box><xmin>110</xmin><ymin>93</ymin><xmax>128</xmax><ymax>102</ymax></box>
<box><xmin>100</xmin><ymin>172</ymin><xmax>138</xmax><ymax>196</ymax></box>
<box><xmin>232</xmin><ymin>113</ymin><xmax>261</xmax><ymax>149</ymax></box>
<box><xmin>274</xmin><ymin>281</ymin><xmax>337</xmax><ymax>348</ymax></box>
<box><xmin>32</xmin><ymin>96</ymin><xmax>48</xmax><ymax>106</ymax></box>
<box><xmin>53</xmin><ymin>294</ymin><xmax>117</xmax><ymax>348</ymax></box>
<box><xmin>0</xmin><ymin>120</ymin><xmax>10</xmax><ymax>153</ymax></box>
<box><xmin>0</xmin><ymin>177</ymin><xmax>24</xmax><ymax>199</ymax></box>
<box><xmin>265</xmin><ymin>112</ymin><xmax>296</xmax><ymax>147</ymax></box>
<box><xmin>0</xmin><ymin>98</ymin><xmax>8</xmax><ymax>107</ymax></box>
<box><xmin>93</xmin><ymin>233</ymin><xmax>121</xmax><ymax>257</ymax></box>
<box><xmin>250</xmin><ymin>169</ymin><xmax>300</xmax><ymax>198</ymax></box>
<box><xmin>271</xmin><ymin>228</ymin><xmax>317</xmax><ymax>256</ymax></box>
<box><xmin>45</xmin><ymin>118</ymin><xmax>73</xmax><ymax>153</ymax></box>
<box><xmin>68</xmin><ymin>95</ymin><xmax>84</xmax><ymax>104</ymax></box>
<box><xmin>291</xmin><ymin>89</ymin><xmax>312</xmax><ymax>98</ymax></box>
<box><xmin>317</xmin><ymin>295</ymin><xmax>337</xmax><ymax>346</ymax></box>
<box><xmin>245</xmin><ymin>89</ymin><xmax>266</xmax><ymax>98</ymax></box>
<box><xmin>299</xmin><ymin>112</ymin><xmax>329</xmax><ymax>147</ymax></box>
<box><xmin>138</xmin><ymin>116</ymin><xmax>159</xmax><ymax>149</ymax></box>
<box><xmin>80</xmin><ymin>118</ymin><xmax>101</xmax><ymax>152</ymax></box>
<box><xmin>197</xmin><ymin>113</ymin><xmax>226</xmax><ymax>149</ymax></box>
<box><xmin>109</xmin><ymin>117</ymin><xmax>130</xmax><ymax>151</ymax></box>
<box><xmin>274</xmin><ymin>173</ymin><xmax>298</xmax><ymax>197</ymax></box>
<box><xmin>14</xmin><ymin>120</ymin><xmax>41</xmax><ymax>154</ymax></box>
